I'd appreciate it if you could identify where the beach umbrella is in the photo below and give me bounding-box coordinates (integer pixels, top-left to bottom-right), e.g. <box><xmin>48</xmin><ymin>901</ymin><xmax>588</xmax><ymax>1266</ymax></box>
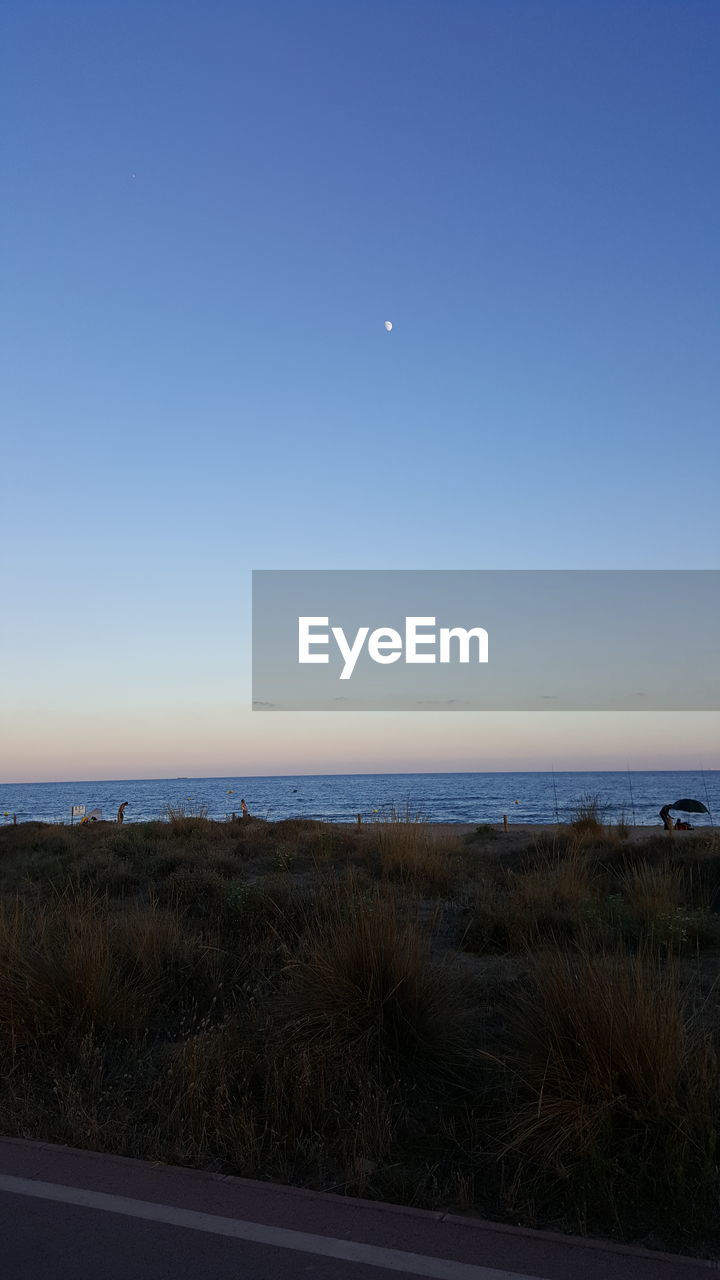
<box><xmin>670</xmin><ymin>799</ymin><xmax>709</xmax><ymax>813</ymax></box>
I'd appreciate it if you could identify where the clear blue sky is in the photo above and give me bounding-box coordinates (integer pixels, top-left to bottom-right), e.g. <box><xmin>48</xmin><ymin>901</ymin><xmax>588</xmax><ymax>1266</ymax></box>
<box><xmin>2</xmin><ymin>1</ymin><xmax>719</xmax><ymax>780</ymax></box>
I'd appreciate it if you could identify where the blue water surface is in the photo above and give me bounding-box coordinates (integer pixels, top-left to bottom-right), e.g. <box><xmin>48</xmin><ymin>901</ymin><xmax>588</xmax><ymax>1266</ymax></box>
<box><xmin>1</xmin><ymin>771</ymin><xmax>717</xmax><ymax>828</ymax></box>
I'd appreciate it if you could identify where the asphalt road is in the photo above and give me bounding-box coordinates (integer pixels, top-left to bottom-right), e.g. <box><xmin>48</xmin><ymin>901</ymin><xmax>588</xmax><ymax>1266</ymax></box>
<box><xmin>0</xmin><ymin>1138</ymin><xmax>716</xmax><ymax>1280</ymax></box>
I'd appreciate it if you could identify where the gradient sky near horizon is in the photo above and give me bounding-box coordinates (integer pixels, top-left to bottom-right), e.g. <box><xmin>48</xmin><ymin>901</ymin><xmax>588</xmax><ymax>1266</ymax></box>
<box><xmin>2</xmin><ymin>1</ymin><xmax>719</xmax><ymax>783</ymax></box>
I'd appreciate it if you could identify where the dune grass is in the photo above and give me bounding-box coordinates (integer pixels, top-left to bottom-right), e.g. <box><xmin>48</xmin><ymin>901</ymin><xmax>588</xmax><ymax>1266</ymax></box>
<box><xmin>1</xmin><ymin>816</ymin><xmax>720</xmax><ymax>1251</ymax></box>
<box><xmin>370</xmin><ymin>806</ymin><xmax>462</xmax><ymax>895</ymax></box>
<box><xmin>496</xmin><ymin>948</ymin><xmax>719</xmax><ymax>1235</ymax></box>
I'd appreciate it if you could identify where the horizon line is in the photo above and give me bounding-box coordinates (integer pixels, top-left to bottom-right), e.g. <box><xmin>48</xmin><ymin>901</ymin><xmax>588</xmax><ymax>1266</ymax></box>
<box><xmin>3</xmin><ymin>766</ymin><xmax>719</xmax><ymax>788</ymax></box>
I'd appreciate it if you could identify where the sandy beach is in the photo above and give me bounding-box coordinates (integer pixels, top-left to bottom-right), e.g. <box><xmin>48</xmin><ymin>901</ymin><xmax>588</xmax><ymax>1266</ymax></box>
<box><xmin>350</xmin><ymin>820</ymin><xmax>708</xmax><ymax>851</ymax></box>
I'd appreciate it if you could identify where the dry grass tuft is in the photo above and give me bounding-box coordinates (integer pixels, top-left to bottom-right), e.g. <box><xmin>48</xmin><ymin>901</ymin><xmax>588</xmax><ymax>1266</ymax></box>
<box><xmin>496</xmin><ymin>946</ymin><xmax>719</xmax><ymax>1230</ymax></box>
<box><xmin>371</xmin><ymin>810</ymin><xmax>460</xmax><ymax>896</ymax></box>
<box><xmin>463</xmin><ymin>842</ymin><xmax>594</xmax><ymax>953</ymax></box>
<box><xmin>279</xmin><ymin>883</ymin><xmax>471</xmax><ymax>1083</ymax></box>
<box><xmin>619</xmin><ymin>859</ymin><xmax>683</xmax><ymax>922</ymax></box>
<box><xmin>570</xmin><ymin>792</ymin><xmax>606</xmax><ymax>840</ymax></box>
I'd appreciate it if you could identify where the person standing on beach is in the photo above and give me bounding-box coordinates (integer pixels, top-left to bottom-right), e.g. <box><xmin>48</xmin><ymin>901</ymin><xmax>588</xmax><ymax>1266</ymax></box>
<box><xmin>117</xmin><ymin>801</ymin><xmax>129</xmax><ymax>824</ymax></box>
<box><xmin>241</xmin><ymin>798</ymin><xmax>248</xmax><ymax>818</ymax></box>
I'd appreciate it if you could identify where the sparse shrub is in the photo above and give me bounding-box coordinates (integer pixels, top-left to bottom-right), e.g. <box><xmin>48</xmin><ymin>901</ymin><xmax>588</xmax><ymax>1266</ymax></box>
<box><xmin>461</xmin><ymin>839</ymin><xmax>596</xmax><ymax>954</ymax></box>
<box><xmin>461</xmin><ymin>886</ymin><xmax>516</xmax><ymax>954</ymax></box>
<box><xmin>159</xmin><ymin>866</ymin><xmax>227</xmax><ymax>910</ymax></box>
<box><xmin>614</xmin><ymin>860</ymin><xmax>717</xmax><ymax>951</ymax></box>
<box><xmin>139</xmin><ymin>820</ymin><xmax>174</xmax><ymax>841</ymax></box>
<box><xmin>667</xmin><ymin>841</ymin><xmax>720</xmax><ymax>914</ymax></box>
<box><xmin>464</xmin><ymin>825</ymin><xmax>499</xmax><ymax>843</ymax></box>
<box><xmin>274</xmin><ymin>843</ymin><xmax>296</xmax><ymax>873</ymax></box>
<box><xmin>96</xmin><ymin>865</ymin><xmax>144</xmax><ymax>898</ymax></box>
<box><xmin>165</xmin><ymin>805</ymin><xmax>211</xmax><ymax>838</ymax></box>
<box><xmin>620</xmin><ymin>859</ymin><xmax>683</xmax><ymax>920</ymax></box>
<box><xmin>519</xmin><ymin>830</ymin><xmax>573</xmax><ymax>865</ymax></box>
<box><xmin>220</xmin><ymin>875</ymin><xmax>314</xmax><ymax>947</ymax></box>
<box><xmin>570</xmin><ymin>793</ymin><xmax>606</xmax><ymax>839</ymax></box>
<box><xmin>572</xmin><ymin>792</ymin><xmax>604</xmax><ymax>824</ymax></box>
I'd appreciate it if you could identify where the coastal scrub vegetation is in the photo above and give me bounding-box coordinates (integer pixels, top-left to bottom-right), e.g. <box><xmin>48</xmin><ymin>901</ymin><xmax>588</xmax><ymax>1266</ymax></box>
<box><xmin>1</xmin><ymin>814</ymin><xmax>720</xmax><ymax>1254</ymax></box>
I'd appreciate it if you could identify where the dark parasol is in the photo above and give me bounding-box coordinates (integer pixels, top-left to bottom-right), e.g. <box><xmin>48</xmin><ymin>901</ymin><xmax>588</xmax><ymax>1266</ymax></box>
<box><xmin>669</xmin><ymin>799</ymin><xmax>709</xmax><ymax>814</ymax></box>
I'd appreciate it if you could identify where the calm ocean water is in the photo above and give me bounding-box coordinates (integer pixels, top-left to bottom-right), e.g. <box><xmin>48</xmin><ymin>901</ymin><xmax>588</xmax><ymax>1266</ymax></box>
<box><xmin>0</xmin><ymin>771</ymin><xmax>717</xmax><ymax>828</ymax></box>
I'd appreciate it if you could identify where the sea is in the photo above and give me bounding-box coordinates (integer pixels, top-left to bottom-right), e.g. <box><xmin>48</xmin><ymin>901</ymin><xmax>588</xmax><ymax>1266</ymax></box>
<box><xmin>0</xmin><ymin>771</ymin><xmax>717</xmax><ymax>829</ymax></box>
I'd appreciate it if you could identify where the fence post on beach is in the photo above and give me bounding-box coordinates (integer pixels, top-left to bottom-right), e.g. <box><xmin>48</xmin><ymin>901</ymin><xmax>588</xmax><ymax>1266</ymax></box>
<box><xmin>356</xmin><ymin>813</ymin><xmax>362</xmax><ymax>827</ymax></box>
<box><xmin>503</xmin><ymin>814</ymin><xmax>508</xmax><ymax>833</ymax></box>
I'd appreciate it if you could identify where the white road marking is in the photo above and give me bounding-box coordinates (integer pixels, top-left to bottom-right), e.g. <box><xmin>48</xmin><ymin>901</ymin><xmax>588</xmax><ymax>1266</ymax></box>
<box><xmin>0</xmin><ymin>1174</ymin><xmax>548</xmax><ymax>1280</ymax></box>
